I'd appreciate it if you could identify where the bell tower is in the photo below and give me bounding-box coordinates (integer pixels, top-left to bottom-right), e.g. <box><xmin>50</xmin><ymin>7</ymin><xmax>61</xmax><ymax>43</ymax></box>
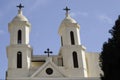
<box><xmin>58</xmin><ymin>6</ymin><xmax>88</xmax><ymax>77</ymax></box>
<box><xmin>6</xmin><ymin>4</ymin><xmax>32</xmax><ymax>79</ymax></box>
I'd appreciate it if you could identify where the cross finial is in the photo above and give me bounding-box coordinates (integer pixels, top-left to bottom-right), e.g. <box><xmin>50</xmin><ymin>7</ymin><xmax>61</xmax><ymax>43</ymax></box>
<box><xmin>44</xmin><ymin>48</ymin><xmax>53</xmax><ymax>57</ymax></box>
<box><xmin>63</xmin><ymin>6</ymin><xmax>70</xmax><ymax>17</ymax></box>
<box><xmin>17</xmin><ymin>3</ymin><xmax>24</xmax><ymax>10</ymax></box>
<box><xmin>64</xmin><ymin>6</ymin><xmax>70</xmax><ymax>13</ymax></box>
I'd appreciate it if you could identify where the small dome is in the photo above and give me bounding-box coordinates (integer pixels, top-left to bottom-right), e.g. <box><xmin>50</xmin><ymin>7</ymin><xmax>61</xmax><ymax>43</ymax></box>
<box><xmin>12</xmin><ymin>14</ymin><xmax>28</xmax><ymax>22</ymax></box>
<box><xmin>62</xmin><ymin>15</ymin><xmax>77</xmax><ymax>24</ymax></box>
<box><xmin>11</xmin><ymin>10</ymin><xmax>28</xmax><ymax>22</ymax></box>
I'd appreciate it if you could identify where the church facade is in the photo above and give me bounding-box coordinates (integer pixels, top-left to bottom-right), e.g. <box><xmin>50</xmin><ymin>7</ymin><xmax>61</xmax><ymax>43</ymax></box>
<box><xmin>6</xmin><ymin>4</ymin><xmax>101</xmax><ymax>80</ymax></box>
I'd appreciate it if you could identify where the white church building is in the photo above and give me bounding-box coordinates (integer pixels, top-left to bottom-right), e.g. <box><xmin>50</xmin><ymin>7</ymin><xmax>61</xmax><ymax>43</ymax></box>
<box><xmin>6</xmin><ymin>4</ymin><xmax>102</xmax><ymax>80</ymax></box>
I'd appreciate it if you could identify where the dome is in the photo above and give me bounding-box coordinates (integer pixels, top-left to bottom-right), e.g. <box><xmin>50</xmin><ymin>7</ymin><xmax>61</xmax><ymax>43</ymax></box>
<box><xmin>11</xmin><ymin>10</ymin><xmax>28</xmax><ymax>22</ymax></box>
<box><xmin>62</xmin><ymin>15</ymin><xmax>77</xmax><ymax>24</ymax></box>
<box><xmin>12</xmin><ymin>14</ymin><xmax>28</xmax><ymax>22</ymax></box>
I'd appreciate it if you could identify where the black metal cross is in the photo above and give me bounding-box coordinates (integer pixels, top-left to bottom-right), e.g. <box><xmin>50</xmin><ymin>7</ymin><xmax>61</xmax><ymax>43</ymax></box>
<box><xmin>44</xmin><ymin>48</ymin><xmax>53</xmax><ymax>57</ymax></box>
<box><xmin>63</xmin><ymin>6</ymin><xmax>70</xmax><ymax>13</ymax></box>
<box><xmin>17</xmin><ymin>3</ymin><xmax>24</xmax><ymax>10</ymax></box>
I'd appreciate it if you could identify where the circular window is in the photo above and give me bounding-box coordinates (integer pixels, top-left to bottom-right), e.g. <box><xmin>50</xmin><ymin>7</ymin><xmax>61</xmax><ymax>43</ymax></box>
<box><xmin>46</xmin><ymin>68</ymin><xmax>53</xmax><ymax>75</ymax></box>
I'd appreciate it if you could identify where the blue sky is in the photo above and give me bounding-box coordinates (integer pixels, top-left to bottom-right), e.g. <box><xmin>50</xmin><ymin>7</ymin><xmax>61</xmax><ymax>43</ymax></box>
<box><xmin>0</xmin><ymin>0</ymin><xmax>120</xmax><ymax>79</ymax></box>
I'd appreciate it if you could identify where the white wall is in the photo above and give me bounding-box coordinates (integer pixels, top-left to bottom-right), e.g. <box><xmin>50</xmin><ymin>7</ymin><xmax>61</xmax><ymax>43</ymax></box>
<box><xmin>85</xmin><ymin>52</ymin><xmax>102</xmax><ymax>77</ymax></box>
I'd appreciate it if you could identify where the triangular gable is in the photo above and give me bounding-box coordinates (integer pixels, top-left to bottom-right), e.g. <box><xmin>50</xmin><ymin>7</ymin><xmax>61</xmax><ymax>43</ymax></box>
<box><xmin>30</xmin><ymin>58</ymin><xmax>66</xmax><ymax>78</ymax></box>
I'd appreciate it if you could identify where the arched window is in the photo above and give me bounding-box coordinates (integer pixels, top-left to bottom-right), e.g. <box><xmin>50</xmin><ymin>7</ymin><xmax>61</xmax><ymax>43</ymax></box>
<box><xmin>70</xmin><ymin>31</ymin><xmax>75</xmax><ymax>45</ymax></box>
<box><xmin>61</xmin><ymin>36</ymin><xmax>63</xmax><ymax>46</ymax></box>
<box><xmin>18</xmin><ymin>30</ymin><xmax>22</xmax><ymax>44</ymax></box>
<box><xmin>73</xmin><ymin>51</ymin><xmax>79</xmax><ymax>68</ymax></box>
<box><xmin>17</xmin><ymin>52</ymin><xmax>22</xmax><ymax>68</ymax></box>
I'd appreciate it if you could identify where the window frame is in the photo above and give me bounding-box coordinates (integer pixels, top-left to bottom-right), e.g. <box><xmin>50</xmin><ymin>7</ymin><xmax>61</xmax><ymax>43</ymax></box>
<box><xmin>18</xmin><ymin>30</ymin><xmax>22</xmax><ymax>44</ymax></box>
<box><xmin>17</xmin><ymin>51</ymin><xmax>22</xmax><ymax>68</ymax></box>
<box><xmin>70</xmin><ymin>31</ymin><xmax>75</xmax><ymax>45</ymax></box>
<box><xmin>73</xmin><ymin>51</ymin><xmax>79</xmax><ymax>68</ymax></box>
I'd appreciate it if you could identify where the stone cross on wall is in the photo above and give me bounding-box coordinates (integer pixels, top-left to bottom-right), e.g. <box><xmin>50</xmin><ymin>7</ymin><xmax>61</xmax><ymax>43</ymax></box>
<box><xmin>44</xmin><ymin>48</ymin><xmax>53</xmax><ymax>57</ymax></box>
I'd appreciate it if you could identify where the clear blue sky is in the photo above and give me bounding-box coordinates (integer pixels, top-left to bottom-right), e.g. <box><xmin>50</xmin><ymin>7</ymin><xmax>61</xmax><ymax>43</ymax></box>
<box><xmin>0</xmin><ymin>0</ymin><xmax>120</xmax><ymax>79</ymax></box>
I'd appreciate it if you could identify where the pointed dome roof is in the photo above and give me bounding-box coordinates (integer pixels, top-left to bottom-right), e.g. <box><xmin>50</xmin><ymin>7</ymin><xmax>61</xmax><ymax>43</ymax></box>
<box><xmin>62</xmin><ymin>15</ymin><xmax>77</xmax><ymax>24</ymax></box>
<box><xmin>61</xmin><ymin>6</ymin><xmax>77</xmax><ymax>24</ymax></box>
<box><xmin>9</xmin><ymin>5</ymin><xmax>31</xmax><ymax>27</ymax></box>
<box><xmin>58</xmin><ymin>7</ymin><xmax>80</xmax><ymax>35</ymax></box>
<box><xmin>11</xmin><ymin>9</ymin><xmax>28</xmax><ymax>22</ymax></box>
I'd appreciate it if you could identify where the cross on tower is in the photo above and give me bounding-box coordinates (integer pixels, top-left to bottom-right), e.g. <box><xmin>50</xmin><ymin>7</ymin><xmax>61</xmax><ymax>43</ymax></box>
<box><xmin>44</xmin><ymin>48</ymin><xmax>53</xmax><ymax>57</ymax></box>
<box><xmin>17</xmin><ymin>3</ymin><xmax>24</xmax><ymax>10</ymax></box>
<box><xmin>63</xmin><ymin>6</ymin><xmax>70</xmax><ymax>13</ymax></box>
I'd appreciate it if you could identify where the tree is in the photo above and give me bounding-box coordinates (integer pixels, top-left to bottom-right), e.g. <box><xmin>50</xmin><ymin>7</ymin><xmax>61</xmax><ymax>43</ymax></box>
<box><xmin>100</xmin><ymin>15</ymin><xmax>120</xmax><ymax>80</ymax></box>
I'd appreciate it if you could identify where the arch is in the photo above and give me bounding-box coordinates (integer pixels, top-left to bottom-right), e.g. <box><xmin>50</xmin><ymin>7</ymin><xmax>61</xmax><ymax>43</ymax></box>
<box><xmin>61</xmin><ymin>36</ymin><xmax>63</xmax><ymax>46</ymax></box>
<box><xmin>17</xmin><ymin>51</ymin><xmax>22</xmax><ymax>68</ymax></box>
<box><xmin>73</xmin><ymin>51</ymin><xmax>79</xmax><ymax>68</ymax></box>
<box><xmin>18</xmin><ymin>30</ymin><xmax>22</xmax><ymax>44</ymax></box>
<box><xmin>70</xmin><ymin>31</ymin><xmax>75</xmax><ymax>45</ymax></box>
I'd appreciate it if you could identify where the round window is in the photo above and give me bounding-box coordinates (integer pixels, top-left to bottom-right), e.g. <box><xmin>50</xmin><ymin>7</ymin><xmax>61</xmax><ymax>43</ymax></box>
<box><xmin>46</xmin><ymin>68</ymin><xmax>53</xmax><ymax>75</ymax></box>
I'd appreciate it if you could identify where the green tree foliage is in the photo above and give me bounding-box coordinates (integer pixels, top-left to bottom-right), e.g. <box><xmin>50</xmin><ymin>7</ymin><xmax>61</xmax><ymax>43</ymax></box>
<box><xmin>100</xmin><ymin>16</ymin><xmax>120</xmax><ymax>80</ymax></box>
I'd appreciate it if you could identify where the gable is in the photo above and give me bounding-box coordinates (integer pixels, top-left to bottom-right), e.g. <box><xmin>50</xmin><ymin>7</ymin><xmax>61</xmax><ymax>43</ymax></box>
<box><xmin>31</xmin><ymin>58</ymin><xmax>66</xmax><ymax>78</ymax></box>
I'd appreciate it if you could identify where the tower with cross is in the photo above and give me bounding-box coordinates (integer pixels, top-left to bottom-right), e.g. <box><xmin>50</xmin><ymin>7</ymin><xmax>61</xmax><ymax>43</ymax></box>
<box><xmin>6</xmin><ymin>3</ymin><xmax>32</xmax><ymax>78</ymax></box>
<box><xmin>58</xmin><ymin>6</ymin><xmax>88</xmax><ymax>77</ymax></box>
<box><xmin>6</xmin><ymin>3</ymin><xmax>101</xmax><ymax>80</ymax></box>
